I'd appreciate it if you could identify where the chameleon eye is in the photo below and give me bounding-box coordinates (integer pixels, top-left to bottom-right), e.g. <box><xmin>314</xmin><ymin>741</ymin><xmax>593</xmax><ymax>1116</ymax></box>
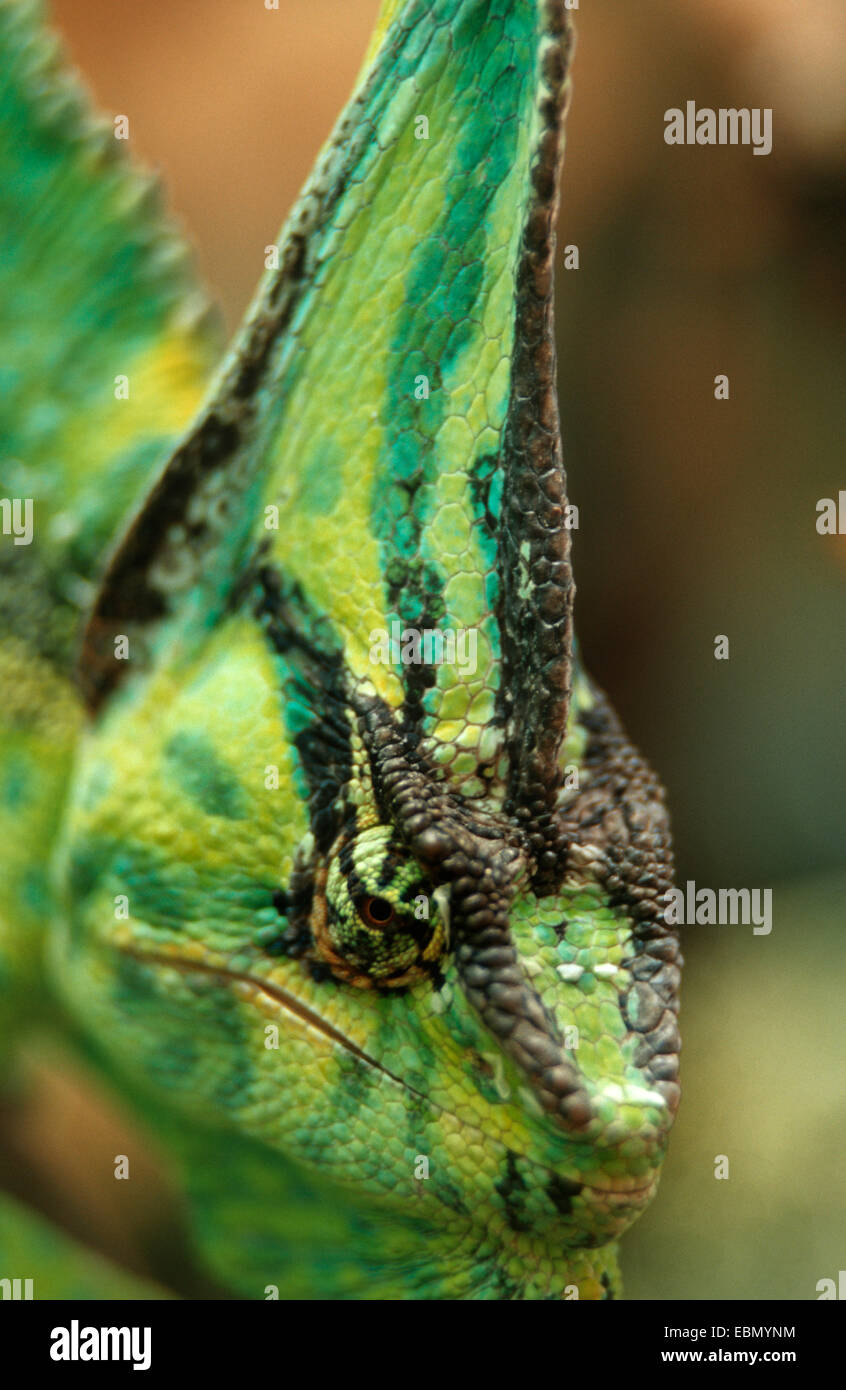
<box><xmin>361</xmin><ymin>896</ymin><xmax>395</xmax><ymax>927</ymax></box>
<box><xmin>314</xmin><ymin>826</ymin><xmax>447</xmax><ymax>988</ymax></box>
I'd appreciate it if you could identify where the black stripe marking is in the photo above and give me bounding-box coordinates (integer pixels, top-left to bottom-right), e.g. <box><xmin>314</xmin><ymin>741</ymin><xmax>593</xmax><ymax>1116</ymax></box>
<box><xmin>254</xmin><ymin>564</ymin><xmax>353</xmax><ymax>855</ymax></box>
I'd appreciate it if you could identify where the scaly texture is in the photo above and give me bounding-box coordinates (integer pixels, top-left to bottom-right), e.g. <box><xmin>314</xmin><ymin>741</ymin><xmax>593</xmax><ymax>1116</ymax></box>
<box><xmin>0</xmin><ymin>0</ymin><xmax>219</xmax><ymax>1044</ymax></box>
<box><xmin>1</xmin><ymin>0</ymin><xmax>682</xmax><ymax>1299</ymax></box>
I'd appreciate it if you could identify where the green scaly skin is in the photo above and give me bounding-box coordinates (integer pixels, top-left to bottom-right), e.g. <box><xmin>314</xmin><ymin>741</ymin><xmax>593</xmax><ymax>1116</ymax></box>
<box><xmin>1</xmin><ymin>0</ymin><xmax>682</xmax><ymax>1300</ymax></box>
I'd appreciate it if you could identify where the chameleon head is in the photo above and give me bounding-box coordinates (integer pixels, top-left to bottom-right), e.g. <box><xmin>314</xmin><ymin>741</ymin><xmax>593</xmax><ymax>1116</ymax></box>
<box><xmin>53</xmin><ymin>0</ymin><xmax>682</xmax><ymax>1296</ymax></box>
<box><xmin>57</xmin><ymin>642</ymin><xmax>680</xmax><ymax>1283</ymax></box>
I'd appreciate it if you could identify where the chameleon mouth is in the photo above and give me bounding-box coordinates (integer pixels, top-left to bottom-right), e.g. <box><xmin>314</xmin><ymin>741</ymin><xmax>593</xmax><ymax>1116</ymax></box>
<box><xmin>582</xmin><ymin>1178</ymin><xmax>656</xmax><ymax>1204</ymax></box>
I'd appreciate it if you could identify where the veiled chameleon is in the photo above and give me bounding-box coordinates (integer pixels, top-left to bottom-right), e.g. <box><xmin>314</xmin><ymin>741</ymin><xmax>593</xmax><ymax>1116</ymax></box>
<box><xmin>0</xmin><ymin>0</ymin><xmax>681</xmax><ymax>1299</ymax></box>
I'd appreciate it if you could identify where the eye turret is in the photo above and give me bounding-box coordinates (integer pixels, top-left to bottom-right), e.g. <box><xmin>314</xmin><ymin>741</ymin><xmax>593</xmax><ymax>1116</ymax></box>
<box><xmin>314</xmin><ymin>825</ymin><xmax>447</xmax><ymax>988</ymax></box>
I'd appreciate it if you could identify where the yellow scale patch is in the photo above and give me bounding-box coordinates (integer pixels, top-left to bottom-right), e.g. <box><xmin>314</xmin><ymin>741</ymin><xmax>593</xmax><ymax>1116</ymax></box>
<box><xmin>72</xmin><ymin>614</ymin><xmax>307</xmax><ymax>916</ymax></box>
<box><xmin>57</xmin><ymin>326</ymin><xmax>211</xmax><ymax>510</ymax></box>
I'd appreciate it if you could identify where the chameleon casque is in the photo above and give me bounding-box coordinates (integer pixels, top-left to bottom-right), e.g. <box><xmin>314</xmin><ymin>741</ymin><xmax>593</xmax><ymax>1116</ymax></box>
<box><xmin>0</xmin><ymin>0</ymin><xmax>682</xmax><ymax>1299</ymax></box>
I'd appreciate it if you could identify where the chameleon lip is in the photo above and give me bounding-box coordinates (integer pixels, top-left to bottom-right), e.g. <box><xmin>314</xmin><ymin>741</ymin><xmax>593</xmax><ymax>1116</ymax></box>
<box><xmin>582</xmin><ymin>1178</ymin><xmax>655</xmax><ymax>1203</ymax></box>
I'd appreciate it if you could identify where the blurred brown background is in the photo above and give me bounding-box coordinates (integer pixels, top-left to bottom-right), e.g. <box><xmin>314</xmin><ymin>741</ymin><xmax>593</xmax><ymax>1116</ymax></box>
<box><xmin>5</xmin><ymin>0</ymin><xmax>844</xmax><ymax>1298</ymax></box>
